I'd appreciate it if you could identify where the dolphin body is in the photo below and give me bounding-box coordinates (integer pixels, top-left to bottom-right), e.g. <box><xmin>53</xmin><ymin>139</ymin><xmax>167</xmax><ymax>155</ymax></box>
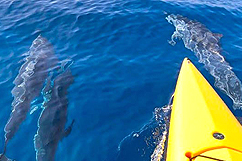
<box><xmin>0</xmin><ymin>155</ymin><xmax>13</xmax><ymax>161</ymax></box>
<box><xmin>166</xmin><ymin>14</ymin><xmax>242</xmax><ymax>109</ymax></box>
<box><xmin>34</xmin><ymin>69</ymin><xmax>74</xmax><ymax>161</ymax></box>
<box><xmin>1</xmin><ymin>35</ymin><xmax>58</xmax><ymax>158</ymax></box>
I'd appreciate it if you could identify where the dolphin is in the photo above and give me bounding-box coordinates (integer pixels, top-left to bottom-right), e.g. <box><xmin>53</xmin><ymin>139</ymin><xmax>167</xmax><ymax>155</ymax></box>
<box><xmin>1</xmin><ymin>35</ymin><xmax>58</xmax><ymax>158</ymax></box>
<box><xmin>34</xmin><ymin>69</ymin><xmax>74</xmax><ymax>161</ymax></box>
<box><xmin>0</xmin><ymin>154</ymin><xmax>13</xmax><ymax>161</ymax></box>
<box><xmin>166</xmin><ymin>14</ymin><xmax>242</xmax><ymax>109</ymax></box>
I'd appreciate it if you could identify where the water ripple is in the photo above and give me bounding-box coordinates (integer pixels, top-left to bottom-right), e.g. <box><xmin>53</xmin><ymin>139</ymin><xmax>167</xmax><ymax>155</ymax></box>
<box><xmin>0</xmin><ymin>0</ymin><xmax>242</xmax><ymax>160</ymax></box>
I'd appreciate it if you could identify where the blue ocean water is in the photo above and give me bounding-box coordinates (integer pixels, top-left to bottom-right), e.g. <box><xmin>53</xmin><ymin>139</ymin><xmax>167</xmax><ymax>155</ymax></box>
<box><xmin>1</xmin><ymin>0</ymin><xmax>242</xmax><ymax>160</ymax></box>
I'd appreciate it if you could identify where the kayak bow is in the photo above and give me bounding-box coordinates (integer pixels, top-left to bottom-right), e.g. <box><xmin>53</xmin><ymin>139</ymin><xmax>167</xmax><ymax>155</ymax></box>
<box><xmin>166</xmin><ymin>58</ymin><xmax>242</xmax><ymax>161</ymax></box>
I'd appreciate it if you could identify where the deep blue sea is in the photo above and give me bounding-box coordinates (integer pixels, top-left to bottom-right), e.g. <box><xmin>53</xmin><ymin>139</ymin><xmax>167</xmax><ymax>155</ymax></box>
<box><xmin>1</xmin><ymin>0</ymin><xmax>242</xmax><ymax>161</ymax></box>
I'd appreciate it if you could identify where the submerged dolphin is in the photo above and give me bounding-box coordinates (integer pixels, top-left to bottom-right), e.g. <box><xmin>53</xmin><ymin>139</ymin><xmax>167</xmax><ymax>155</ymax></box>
<box><xmin>1</xmin><ymin>35</ymin><xmax>58</xmax><ymax>158</ymax></box>
<box><xmin>34</xmin><ymin>69</ymin><xmax>74</xmax><ymax>161</ymax></box>
<box><xmin>0</xmin><ymin>155</ymin><xmax>13</xmax><ymax>161</ymax></box>
<box><xmin>166</xmin><ymin>14</ymin><xmax>242</xmax><ymax>109</ymax></box>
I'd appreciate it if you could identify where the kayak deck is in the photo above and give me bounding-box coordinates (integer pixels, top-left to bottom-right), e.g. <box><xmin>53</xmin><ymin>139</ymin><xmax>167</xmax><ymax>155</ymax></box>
<box><xmin>166</xmin><ymin>58</ymin><xmax>242</xmax><ymax>161</ymax></box>
<box><xmin>194</xmin><ymin>148</ymin><xmax>242</xmax><ymax>160</ymax></box>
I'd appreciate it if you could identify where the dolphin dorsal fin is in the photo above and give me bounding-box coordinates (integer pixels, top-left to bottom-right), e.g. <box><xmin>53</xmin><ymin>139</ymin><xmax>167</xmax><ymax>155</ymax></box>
<box><xmin>61</xmin><ymin>119</ymin><xmax>75</xmax><ymax>140</ymax></box>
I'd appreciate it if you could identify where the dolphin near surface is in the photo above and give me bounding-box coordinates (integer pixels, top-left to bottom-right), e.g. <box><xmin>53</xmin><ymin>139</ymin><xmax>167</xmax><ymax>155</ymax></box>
<box><xmin>0</xmin><ymin>155</ymin><xmax>13</xmax><ymax>161</ymax></box>
<box><xmin>166</xmin><ymin>14</ymin><xmax>242</xmax><ymax>109</ymax></box>
<box><xmin>34</xmin><ymin>69</ymin><xmax>74</xmax><ymax>161</ymax></box>
<box><xmin>1</xmin><ymin>35</ymin><xmax>58</xmax><ymax>159</ymax></box>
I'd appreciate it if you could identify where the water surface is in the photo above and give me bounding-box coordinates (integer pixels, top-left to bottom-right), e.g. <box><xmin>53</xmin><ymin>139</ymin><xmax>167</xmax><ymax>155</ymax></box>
<box><xmin>1</xmin><ymin>0</ymin><xmax>242</xmax><ymax>160</ymax></box>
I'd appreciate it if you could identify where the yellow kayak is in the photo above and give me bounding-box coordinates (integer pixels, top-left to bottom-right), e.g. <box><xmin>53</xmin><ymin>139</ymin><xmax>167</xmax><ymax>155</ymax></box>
<box><xmin>166</xmin><ymin>58</ymin><xmax>242</xmax><ymax>161</ymax></box>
